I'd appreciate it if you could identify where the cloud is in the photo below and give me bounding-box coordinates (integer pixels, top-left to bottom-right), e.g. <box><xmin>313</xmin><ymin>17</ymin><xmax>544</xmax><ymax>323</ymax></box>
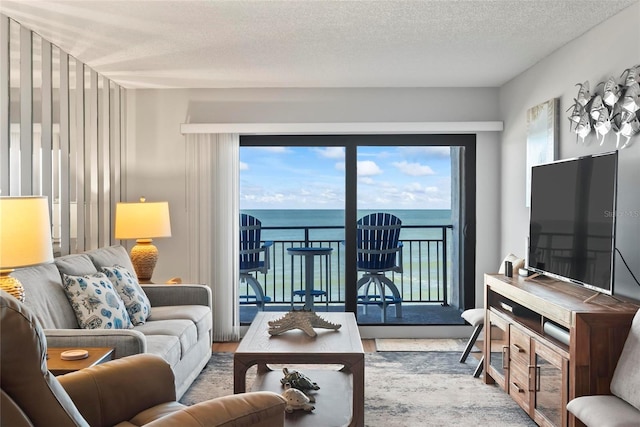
<box><xmin>357</xmin><ymin>160</ymin><xmax>383</xmax><ymax>176</ymax></box>
<box><xmin>392</xmin><ymin>161</ymin><xmax>435</xmax><ymax>176</ymax></box>
<box><xmin>315</xmin><ymin>147</ymin><xmax>345</xmax><ymax>159</ymax></box>
<box><xmin>359</xmin><ymin>177</ymin><xmax>375</xmax><ymax>185</ymax></box>
<box><xmin>239</xmin><ymin>161</ymin><xmax>249</xmax><ymax>170</ymax></box>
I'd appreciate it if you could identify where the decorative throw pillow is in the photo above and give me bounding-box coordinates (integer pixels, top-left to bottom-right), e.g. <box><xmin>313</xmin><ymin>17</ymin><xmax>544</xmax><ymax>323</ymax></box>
<box><xmin>62</xmin><ymin>272</ymin><xmax>132</xmax><ymax>329</ymax></box>
<box><xmin>101</xmin><ymin>265</ymin><xmax>151</xmax><ymax>325</ymax></box>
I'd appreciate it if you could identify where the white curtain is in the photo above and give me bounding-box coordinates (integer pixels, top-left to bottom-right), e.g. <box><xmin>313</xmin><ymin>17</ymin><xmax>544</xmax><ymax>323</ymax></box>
<box><xmin>185</xmin><ymin>133</ymin><xmax>240</xmax><ymax>342</ymax></box>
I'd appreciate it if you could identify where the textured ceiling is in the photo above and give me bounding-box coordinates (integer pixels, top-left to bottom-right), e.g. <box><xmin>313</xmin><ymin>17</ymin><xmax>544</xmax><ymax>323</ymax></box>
<box><xmin>1</xmin><ymin>0</ymin><xmax>638</xmax><ymax>89</ymax></box>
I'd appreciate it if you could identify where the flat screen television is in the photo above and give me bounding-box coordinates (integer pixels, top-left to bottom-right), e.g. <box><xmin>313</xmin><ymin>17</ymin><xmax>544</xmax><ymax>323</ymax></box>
<box><xmin>527</xmin><ymin>151</ymin><xmax>618</xmax><ymax>295</ymax></box>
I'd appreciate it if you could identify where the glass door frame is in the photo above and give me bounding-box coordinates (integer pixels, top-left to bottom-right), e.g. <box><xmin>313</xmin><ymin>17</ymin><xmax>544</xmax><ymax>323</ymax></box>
<box><xmin>241</xmin><ymin>133</ymin><xmax>477</xmax><ymax>317</ymax></box>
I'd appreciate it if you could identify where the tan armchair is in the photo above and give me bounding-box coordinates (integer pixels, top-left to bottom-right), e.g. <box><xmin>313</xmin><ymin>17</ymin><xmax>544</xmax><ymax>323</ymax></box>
<box><xmin>0</xmin><ymin>291</ymin><xmax>286</xmax><ymax>427</ymax></box>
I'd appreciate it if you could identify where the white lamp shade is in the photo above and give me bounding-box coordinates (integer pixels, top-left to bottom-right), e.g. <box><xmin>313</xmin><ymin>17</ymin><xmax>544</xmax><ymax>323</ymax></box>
<box><xmin>115</xmin><ymin>201</ymin><xmax>172</xmax><ymax>240</ymax></box>
<box><xmin>0</xmin><ymin>196</ymin><xmax>54</xmax><ymax>269</ymax></box>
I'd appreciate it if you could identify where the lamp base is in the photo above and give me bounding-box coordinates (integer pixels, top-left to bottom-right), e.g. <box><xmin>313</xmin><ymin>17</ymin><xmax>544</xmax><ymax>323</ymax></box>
<box><xmin>130</xmin><ymin>239</ymin><xmax>158</xmax><ymax>283</ymax></box>
<box><xmin>0</xmin><ymin>269</ymin><xmax>25</xmax><ymax>302</ymax></box>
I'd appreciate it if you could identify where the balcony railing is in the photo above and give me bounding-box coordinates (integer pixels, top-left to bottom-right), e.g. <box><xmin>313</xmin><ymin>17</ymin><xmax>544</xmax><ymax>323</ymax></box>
<box><xmin>239</xmin><ymin>224</ymin><xmax>453</xmax><ymax>306</ymax></box>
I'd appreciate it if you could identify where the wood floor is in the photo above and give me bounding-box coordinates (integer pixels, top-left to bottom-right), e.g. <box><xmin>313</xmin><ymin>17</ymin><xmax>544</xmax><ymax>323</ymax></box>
<box><xmin>213</xmin><ymin>339</ymin><xmax>377</xmax><ymax>353</ymax></box>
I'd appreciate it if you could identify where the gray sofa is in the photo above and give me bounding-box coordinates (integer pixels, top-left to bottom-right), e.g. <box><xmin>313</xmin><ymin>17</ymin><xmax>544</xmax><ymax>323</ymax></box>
<box><xmin>11</xmin><ymin>245</ymin><xmax>212</xmax><ymax>399</ymax></box>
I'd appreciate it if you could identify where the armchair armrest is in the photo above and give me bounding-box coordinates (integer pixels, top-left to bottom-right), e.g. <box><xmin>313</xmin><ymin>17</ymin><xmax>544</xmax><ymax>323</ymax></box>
<box><xmin>58</xmin><ymin>354</ymin><xmax>286</xmax><ymax>427</ymax></box>
<box><xmin>145</xmin><ymin>392</ymin><xmax>286</xmax><ymax>427</ymax></box>
<box><xmin>58</xmin><ymin>354</ymin><xmax>175</xmax><ymax>427</ymax></box>
<box><xmin>44</xmin><ymin>328</ymin><xmax>146</xmax><ymax>358</ymax></box>
<box><xmin>142</xmin><ymin>284</ymin><xmax>212</xmax><ymax>309</ymax></box>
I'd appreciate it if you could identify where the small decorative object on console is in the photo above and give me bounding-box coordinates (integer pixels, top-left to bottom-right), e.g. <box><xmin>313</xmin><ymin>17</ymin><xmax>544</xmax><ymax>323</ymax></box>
<box><xmin>281</xmin><ymin>384</ymin><xmax>315</xmax><ymax>413</ymax></box>
<box><xmin>268</xmin><ymin>309</ymin><xmax>341</xmax><ymax>337</ymax></box>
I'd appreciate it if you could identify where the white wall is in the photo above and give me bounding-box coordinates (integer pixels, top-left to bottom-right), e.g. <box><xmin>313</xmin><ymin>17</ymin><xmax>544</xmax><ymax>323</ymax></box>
<box><xmin>499</xmin><ymin>2</ymin><xmax>640</xmax><ymax>299</ymax></box>
<box><xmin>126</xmin><ymin>87</ymin><xmax>501</xmax><ymax>306</ymax></box>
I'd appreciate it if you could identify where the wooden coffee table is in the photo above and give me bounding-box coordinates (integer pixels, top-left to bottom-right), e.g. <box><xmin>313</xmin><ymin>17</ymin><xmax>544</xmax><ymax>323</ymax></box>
<box><xmin>234</xmin><ymin>312</ymin><xmax>364</xmax><ymax>427</ymax></box>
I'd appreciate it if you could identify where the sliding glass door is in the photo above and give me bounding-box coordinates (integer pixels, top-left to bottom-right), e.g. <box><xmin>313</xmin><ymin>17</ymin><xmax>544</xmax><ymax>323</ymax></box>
<box><xmin>239</xmin><ymin>134</ymin><xmax>476</xmax><ymax>325</ymax></box>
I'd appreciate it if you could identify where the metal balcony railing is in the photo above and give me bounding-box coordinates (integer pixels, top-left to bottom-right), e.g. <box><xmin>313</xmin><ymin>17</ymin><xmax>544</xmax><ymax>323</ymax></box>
<box><xmin>239</xmin><ymin>224</ymin><xmax>453</xmax><ymax>306</ymax></box>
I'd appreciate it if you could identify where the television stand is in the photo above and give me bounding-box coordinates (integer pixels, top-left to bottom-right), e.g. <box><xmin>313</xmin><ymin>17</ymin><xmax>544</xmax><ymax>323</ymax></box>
<box><xmin>523</xmin><ymin>272</ymin><xmax>542</xmax><ymax>281</ymax></box>
<box><xmin>484</xmin><ymin>273</ymin><xmax>639</xmax><ymax>427</ymax></box>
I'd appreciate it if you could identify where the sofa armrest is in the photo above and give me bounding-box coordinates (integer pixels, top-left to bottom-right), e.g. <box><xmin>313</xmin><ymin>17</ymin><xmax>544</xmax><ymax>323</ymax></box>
<box><xmin>44</xmin><ymin>328</ymin><xmax>146</xmax><ymax>358</ymax></box>
<box><xmin>58</xmin><ymin>354</ymin><xmax>176</xmax><ymax>427</ymax></box>
<box><xmin>145</xmin><ymin>392</ymin><xmax>286</xmax><ymax>427</ymax></box>
<box><xmin>142</xmin><ymin>284</ymin><xmax>212</xmax><ymax>309</ymax></box>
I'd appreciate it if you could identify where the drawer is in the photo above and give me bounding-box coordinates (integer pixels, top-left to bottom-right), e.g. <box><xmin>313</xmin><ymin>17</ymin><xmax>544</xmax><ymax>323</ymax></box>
<box><xmin>509</xmin><ymin>326</ymin><xmax>531</xmax><ymax>366</ymax></box>
<box><xmin>508</xmin><ymin>362</ymin><xmax>531</xmax><ymax>411</ymax></box>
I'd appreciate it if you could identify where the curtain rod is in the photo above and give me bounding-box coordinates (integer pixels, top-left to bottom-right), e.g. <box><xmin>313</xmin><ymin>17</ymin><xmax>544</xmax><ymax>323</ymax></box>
<box><xmin>180</xmin><ymin>121</ymin><xmax>503</xmax><ymax>135</ymax></box>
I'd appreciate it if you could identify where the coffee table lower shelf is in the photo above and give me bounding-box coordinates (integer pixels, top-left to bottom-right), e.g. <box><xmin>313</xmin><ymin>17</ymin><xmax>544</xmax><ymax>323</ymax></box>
<box><xmin>252</xmin><ymin>368</ymin><xmax>353</xmax><ymax>427</ymax></box>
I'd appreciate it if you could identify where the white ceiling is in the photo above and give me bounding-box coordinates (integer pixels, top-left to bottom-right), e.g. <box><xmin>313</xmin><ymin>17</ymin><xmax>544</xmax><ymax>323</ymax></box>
<box><xmin>1</xmin><ymin>0</ymin><xmax>638</xmax><ymax>89</ymax></box>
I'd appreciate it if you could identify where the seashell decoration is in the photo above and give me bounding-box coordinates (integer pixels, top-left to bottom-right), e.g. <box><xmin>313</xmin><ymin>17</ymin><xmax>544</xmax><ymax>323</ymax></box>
<box><xmin>569</xmin><ymin>64</ymin><xmax>640</xmax><ymax>148</ymax></box>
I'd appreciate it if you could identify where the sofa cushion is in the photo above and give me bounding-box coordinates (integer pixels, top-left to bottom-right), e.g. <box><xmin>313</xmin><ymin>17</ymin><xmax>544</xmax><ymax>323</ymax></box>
<box><xmin>86</xmin><ymin>246</ymin><xmax>138</xmax><ymax>280</ymax></box>
<box><xmin>148</xmin><ymin>305</ymin><xmax>211</xmax><ymax>341</ymax></box>
<box><xmin>62</xmin><ymin>272</ymin><xmax>133</xmax><ymax>330</ymax></box>
<box><xmin>55</xmin><ymin>254</ymin><xmax>98</xmax><ymax>276</ymax></box>
<box><xmin>101</xmin><ymin>265</ymin><xmax>151</xmax><ymax>325</ymax></box>
<box><xmin>610</xmin><ymin>309</ymin><xmax>640</xmax><ymax>411</ymax></box>
<box><xmin>10</xmin><ymin>263</ymin><xmax>78</xmax><ymax>329</ymax></box>
<box><xmin>144</xmin><ymin>335</ymin><xmax>181</xmax><ymax>368</ymax></box>
<box><xmin>134</xmin><ymin>320</ymin><xmax>197</xmax><ymax>357</ymax></box>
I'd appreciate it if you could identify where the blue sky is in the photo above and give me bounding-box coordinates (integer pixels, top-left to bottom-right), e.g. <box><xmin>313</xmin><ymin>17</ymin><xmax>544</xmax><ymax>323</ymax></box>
<box><xmin>240</xmin><ymin>146</ymin><xmax>451</xmax><ymax>210</ymax></box>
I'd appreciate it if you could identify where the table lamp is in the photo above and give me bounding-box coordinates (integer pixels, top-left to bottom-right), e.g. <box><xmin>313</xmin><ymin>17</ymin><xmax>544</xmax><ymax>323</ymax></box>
<box><xmin>0</xmin><ymin>196</ymin><xmax>54</xmax><ymax>301</ymax></box>
<box><xmin>115</xmin><ymin>198</ymin><xmax>172</xmax><ymax>283</ymax></box>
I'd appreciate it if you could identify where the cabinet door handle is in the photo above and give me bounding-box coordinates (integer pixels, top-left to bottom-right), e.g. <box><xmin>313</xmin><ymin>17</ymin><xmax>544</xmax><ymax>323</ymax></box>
<box><xmin>511</xmin><ymin>343</ymin><xmax>525</xmax><ymax>353</ymax></box>
<box><xmin>502</xmin><ymin>346</ymin><xmax>510</xmax><ymax>369</ymax></box>
<box><xmin>511</xmin><ymin>381</ymin><xmax>525</xmax><ymax>393</ymax></box>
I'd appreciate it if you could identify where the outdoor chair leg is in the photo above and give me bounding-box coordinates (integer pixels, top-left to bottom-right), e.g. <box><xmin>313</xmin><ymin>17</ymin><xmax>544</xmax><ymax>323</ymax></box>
<box><xmin>460</xmin><ymin>324</ymin><xmax>483</xmax><ymax>363</ymax></box>
<box><xmin>473</xmin><ymin>355</ymin><xmax>484</xmax><ymax>378</ymax></box>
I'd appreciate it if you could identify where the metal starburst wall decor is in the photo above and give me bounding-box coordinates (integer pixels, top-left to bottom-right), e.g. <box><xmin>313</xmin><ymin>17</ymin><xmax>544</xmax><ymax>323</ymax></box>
<box><xmin>567</xmin><ymin>64</ymin><xmax>640</xmax><ymax>149</ymax></box>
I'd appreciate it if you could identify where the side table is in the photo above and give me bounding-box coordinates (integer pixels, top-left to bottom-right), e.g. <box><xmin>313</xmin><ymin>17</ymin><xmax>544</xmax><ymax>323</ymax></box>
<box><xmin>287</xmin><ymin>246</ymin><xmax>333</xmax><ymax>310</ymax></box>
<box><xmin>47</xmin><ymin>347</ymin><xmax>114</xmax><ymax>375</ymax></box>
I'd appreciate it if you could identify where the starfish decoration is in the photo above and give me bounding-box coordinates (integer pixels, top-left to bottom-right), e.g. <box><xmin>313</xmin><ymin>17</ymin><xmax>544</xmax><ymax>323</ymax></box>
<box><xmin>268</xmin><ymin>309</ymin><xmax>342</xmax><ymax>337</ymax></box>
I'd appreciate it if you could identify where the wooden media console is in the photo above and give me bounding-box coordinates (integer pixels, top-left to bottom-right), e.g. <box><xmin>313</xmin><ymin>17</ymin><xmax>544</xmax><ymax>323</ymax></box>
<box><xmin>483</xmin><ymin>274</ymin><xmax>639</xmax><ymax>427</ymax></box>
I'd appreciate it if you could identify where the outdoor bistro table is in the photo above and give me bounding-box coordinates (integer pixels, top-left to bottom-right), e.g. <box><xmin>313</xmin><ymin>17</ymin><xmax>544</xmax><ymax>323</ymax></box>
<box><xmin>287</xmin><ymin>246</ymin><xmax>333</xmax><ymax>310</ymax></box>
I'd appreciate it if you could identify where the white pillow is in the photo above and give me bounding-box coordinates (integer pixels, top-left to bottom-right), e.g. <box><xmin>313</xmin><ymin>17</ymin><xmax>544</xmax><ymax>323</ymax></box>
<box><xmin>101</xmin><ymin>265</ymin><xmax>151</xmax><ymax>325</ymax></box>
<box><xmin>62</xmin><ymin>272</ymin><xmax>133</xmax><ymax>329</ymax></box>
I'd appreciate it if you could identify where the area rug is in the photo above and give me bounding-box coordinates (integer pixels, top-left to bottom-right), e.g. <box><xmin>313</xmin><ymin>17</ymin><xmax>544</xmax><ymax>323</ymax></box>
<box><xmin>181</xmin><ymin>352</ymin><xmax>535</xmax><ymax>427</ymax></box>
<box><xmin>375</xmin><ymin>338</ymin><xmax>468</xmax><ymax>352</ymax></box>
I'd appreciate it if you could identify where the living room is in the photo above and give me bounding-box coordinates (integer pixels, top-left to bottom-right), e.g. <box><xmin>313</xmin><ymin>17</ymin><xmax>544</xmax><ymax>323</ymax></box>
<box><xmin>1</xmin><ymin>1</ymin><xmax>639</xmax><ymax>426</ymax></box>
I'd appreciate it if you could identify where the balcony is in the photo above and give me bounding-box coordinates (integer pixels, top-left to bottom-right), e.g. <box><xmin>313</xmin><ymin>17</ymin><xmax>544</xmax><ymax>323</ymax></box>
<box><xmin>239</xmin><ymin>224</ymin><xmax>465</xmax><ymax>325</ymax></box>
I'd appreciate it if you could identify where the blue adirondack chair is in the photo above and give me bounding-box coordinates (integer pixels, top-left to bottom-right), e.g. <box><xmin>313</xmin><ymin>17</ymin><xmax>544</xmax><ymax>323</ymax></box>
<box><xmin>356</xmin><ymin>212</ymin><xmax>403</xmax><ymax>322</ymax></box>
<box><xmin>239</xmin><ymin>214</ymin><xmax>273</xmax><ymax>310</ymax></box>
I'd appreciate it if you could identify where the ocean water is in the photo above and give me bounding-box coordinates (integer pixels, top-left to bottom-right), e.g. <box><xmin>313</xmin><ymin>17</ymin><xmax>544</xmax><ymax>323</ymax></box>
<box><xmin>241</xmin><ymin>209</ymin><xmax>452</xmax><ymax>241</ymax></box>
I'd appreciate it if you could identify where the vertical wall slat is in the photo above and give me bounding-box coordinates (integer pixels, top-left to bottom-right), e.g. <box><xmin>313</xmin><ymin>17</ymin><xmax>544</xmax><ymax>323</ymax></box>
<box><xmin>75</xmin><ymin>61</ymin><xmax>85</xmax><ymax>252</ymax></box>
<box><xmin>41</xmin><ymin>39</ymin><xmax>53</xmax><ymax>211</ymax></box>
<box><xmin>19</xmin><ymin>25</ymin><xmax>32</xmax><ymax>195</ymax></box>
<box><xmin>98</xmin><ymin>75</ymin><xmax>110</xmax><ymax>246</ymax></box>
<box><xmin>110</xmin><ymin>83</ymin><xmax>121</xmax><ymax>245</ymax></box>
<box><xmin>0</xmin><ymin>16</ymin><xmax>9</xmax><ymax>195</ymax></box>
<box><xmin>59</xmin><ymin>52</ymin><xmax>70</xmax><ymax>255</ymax></box>
<box><xmin>86</xmin><ymin>68</ymin><xmax>98</xmax><ymax>249</ymax></box>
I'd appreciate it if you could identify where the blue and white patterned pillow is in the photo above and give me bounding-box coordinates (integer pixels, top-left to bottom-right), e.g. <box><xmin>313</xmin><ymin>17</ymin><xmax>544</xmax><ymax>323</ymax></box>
<box><xmin>62</xmin><ymin>272</ymin><xmax>132</xmax><ymax>329</ymax></box>
<box><xmin>101</xmin><ymin>265</ymin><xmax>151</xmax><ymax>325</ymax></box>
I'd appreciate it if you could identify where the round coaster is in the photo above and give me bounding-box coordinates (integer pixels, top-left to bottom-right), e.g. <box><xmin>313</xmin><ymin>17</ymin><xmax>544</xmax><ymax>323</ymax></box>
<box><xmin>60</xmin><ymin>349</ymin><xmax>89</xmax><ymax>360</ymax></box>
